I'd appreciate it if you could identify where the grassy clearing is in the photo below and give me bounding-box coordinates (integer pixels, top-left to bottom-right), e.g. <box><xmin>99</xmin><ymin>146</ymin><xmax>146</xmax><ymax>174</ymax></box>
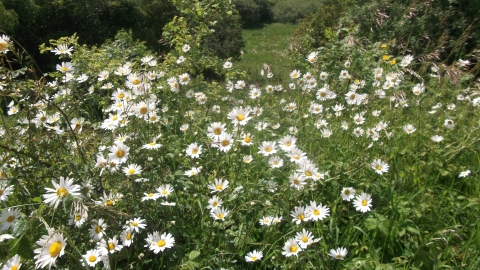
<box><xmin>235</xmin><ymin>23</ymin><xmax>298</xmax><ymax>83</ymax></box>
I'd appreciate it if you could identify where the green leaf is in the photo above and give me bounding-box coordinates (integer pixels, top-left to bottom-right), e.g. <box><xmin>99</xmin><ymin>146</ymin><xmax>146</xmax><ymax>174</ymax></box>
<box><xmin>188</xmin><ymin>250</ymin><xmax>201</xmax><ymax>260</ymax></box>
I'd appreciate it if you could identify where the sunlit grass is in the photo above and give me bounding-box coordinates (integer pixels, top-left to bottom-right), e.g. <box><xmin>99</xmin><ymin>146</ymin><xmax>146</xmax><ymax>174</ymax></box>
<box><xmin>235</xmin><ymin>23</ymin><xmax>298</xmax><ymax>83</ymax></box>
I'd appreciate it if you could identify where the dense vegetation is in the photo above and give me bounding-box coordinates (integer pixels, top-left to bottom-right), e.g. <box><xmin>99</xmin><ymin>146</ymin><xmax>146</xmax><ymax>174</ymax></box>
<box><xmin>1</xmin><ymin>0</ymin><xmax>479</xmax><ymax>269</ymax></box>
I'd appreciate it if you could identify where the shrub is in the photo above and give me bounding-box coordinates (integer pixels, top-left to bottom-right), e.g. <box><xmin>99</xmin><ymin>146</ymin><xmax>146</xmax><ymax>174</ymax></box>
<box><xmin>271</xmin><ymin>0</ymin><xmax>321</xmax><ymax>24</ymax></box>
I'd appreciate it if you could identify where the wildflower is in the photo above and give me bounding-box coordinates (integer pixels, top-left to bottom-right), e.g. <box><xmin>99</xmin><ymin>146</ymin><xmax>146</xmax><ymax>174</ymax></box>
<box><xmin>289</xmin><ymin>173</ymin><xmax>306</xmax><ymax>190</ymax></box>
<box><xmin>2</xmin><ymin>254</ymin><xmax>22</xmax><ymax>269</ymax></box>
<box><xmin>34</xmin><ymin>232</ymin><xmax>67</xmax><ymax>269</ymax></box>
<box><xmin>291</xmin><ymin>206</ymin><xmax>309</xmax><ymax>224</ymax></box>
<box><xmin>0</xmin><ymin>208</ymin><xmax>21</xmax><ymax>231</ymax></box>
<box><xmin>239</xmin><ymin>133</ymin><xmax>254</xmax><ymax>146</ymax></box>
<box><xmin>83</xmin><ymin>249</ymin><xmax>102</xmax><ymax>267</ymax></box>
<box><xmin>69</xmin><ymin>211</ymin><xmax>87</xmax><ymax>228</ymax></box>
<box><xmin>142</xmin><ymin>140</ymin><xmax>162</xmax><ymax>150</ymax></box>
<box><xmin>258</xmin><ymin>141</ymin><xmax>277</xmax><ymax>156</ymax></box>
<box><xmin>243</xmin><ymin>155</ymin><xmax>253</xmax><ymax>164</ymax></box>
<box><xmin>210</xmin><ymin>207</ymin><xmax>229</xmax><ymax>221</ymax></box>
<box><xmin>223</xmin><ymin>61</ymin><xmax>232</xmax><ymax>69</ymax></box>
<box><xmin>341</xmin><ymin>187</ymin><xmax>355</xmax><ymax>201</ymax></box>
<box><xmin>297</xmin><ymin>162</ymin><xmax>319</xmax><ymax>179</ymax></box>
<box><xmin>0</xmin><ymin>35</ymin><xmax>13</xmax><ymax>53</ymax></box>
<box><xmin>319</xmin><ymin>71</ymin><xmax>329</xmax><ymax>80</ymax></box>
<box><xmin>268</xmin><ymin>156</ymin><xmax>283</xmax><ymax>168</ymax></box>
<box><xmin>123</xmin><ymin>164</ymin><xmax>142</xmax><ymax>176</ymax></box>
<box><xmin>403</xmin><ymin>124</ymin><xmax>416</xmax><ymax>134</ymax></box>
<box><xmin>306</xmin><ymin>51</ymin><xmax>318</xmax><ymax>64</ymax></box>
<box><xmin>141</xmin><ymin>192</ymin><xmax>161</xmax><ymax>201</ymax></box>
<box><xmin>89</xmin><ymin>219</ymin><xmax>107</xmax><ymax>241</ymax></box>
<box><xmin>56</xmin><ymin>62</ymin><xmax>74</xmax><ymax>73</ymax></box>
<box><xmin>228</xmin><ymin>106</ymin><xmax>252</xmax><ymax>126</ymax></box>
<box><xmin>207</xmin><ymin>195</ymin><xmax>223</xmax><ymax>210</ymax></box>
<box><xmin>353</xmin><ymin>113</ymin><xmax>365</xmax><ymax>125</ymax></box>
<box><xmin>295</xmin><ymin>228</ymin><xmax>321</xmax><ymax>249</ymax></box>
<box><xmin>245</xmin><ymin>250</ymin><xmax>263</xmax><ymax>262</ymax></box>
<box><xmin>145</xmin><ymin>232</ymin><xmax>175</xmax><ymax>254</ymax></box>
<box><xmin>290</xmin><ymin>70</ymin><xmax>301</xmax><ymax>79</ymax></box>
<box><xmin>185</xmin><ymin>142</ymin><xmax>202</xmax><ymax>158</ymax></box>
<box><xmin>457</xmin><ymin>59</ymin><xmax>471</xmax><ymax>68</ymax></box>
<box><xmin>208</xmin><ymin>178</ymin><xmax>229</xmax><ymax>193</ymax></box>
<box><xmin>329</xmin><ymin>247</ymin><xmax>348</xmax><ymax>260</ymax></box>
<box><xmin>353</xmin><ymin>192</ymin><xmax>372</xmax><ymax>213</ymax></box>
<box><xmin>108</xmin><ymin>142</ymin><xmax>130</xmax><ymax>164</ymax></box>
<box><xmin>306</xmin><ymin>201</ymin><xmax>330</xmax><ymax>221</ymax></box>
<box><xmin>43</xmin><ymin>177</ymin><xmax>81</xmax><ymax>208</ymax></box>
<box><xmin>0</xmin><ymin>183</ymin><xmax>14</xmax><ymax>201</ymax></box>
<box><xmin>127</xmin><ymin>218</ymin><xmax>147</xmax><ymax>233</ymax></box>
<box><xmin>282</xmin><ymin>238</ymin><xmax>302</xmax><ymax>257</ymax></box>
<box><xmin>431</xmin><ymin>135</ymin><xmax>444</xmax><ymax>142</ymax></box>
<box><xmin>207</xmin><ymin>122</ymin><xmax>226</xmax><ymax>139</ymax></box>
<box><xmin>259</xmin><ymin>216</ymin><xmax>273</xmax><ymax>226</ymax></box>
<box><xmin>184</xmin><ymin>167</ymin><xmax>201</xmax><ymax>177</ymax></box>
<box><xmin>371</xmin><ymin>159</ymin><xmax>389</xmax><ymax>175</ymax></box>
<box><xmin>444</xmin><ymin>119</ymin><xmax>455</xmax><ymax>129</ymax></box>
<box><xmin>121</xmin><ymin>229</ymin><xmax>134</xmax><ymax>247</ymax></box>
<box><xmin>412</xmin><ymin>83</ymin><xmax>425</xmax><ymax>95</ymax></box>
<box><xmin>156</xmin><ymin>184</ymin><xmax>174</xmax><ymax>197</ymax></box>
<box><xmin>459</xmin><ymin>170</ymin><xmax>471</xmax><ymax>178</ymax></box>
<box><xmin>216</xmin><ymin>133</ymin><xmax>234</xmax><ymax>152</ymax></box>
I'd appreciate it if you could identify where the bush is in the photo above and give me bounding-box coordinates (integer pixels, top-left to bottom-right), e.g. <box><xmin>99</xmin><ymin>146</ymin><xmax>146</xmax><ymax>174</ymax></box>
<box><xmin>235</xmin><ymin>0</ymin><xmax>273</xmax><ymax>27</ymax></box>
<box><xmin>272</xmin><ymin>0</ymin><xmax>321</xmax><ymax>24</ymax></box>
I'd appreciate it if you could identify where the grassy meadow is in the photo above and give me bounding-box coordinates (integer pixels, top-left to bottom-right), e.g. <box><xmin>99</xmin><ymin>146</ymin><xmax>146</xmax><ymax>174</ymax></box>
<box><xmin>0</xmin><ymin>20</ymin><xmax>480</xmax><ymax>270</ymax></box>
<box><xmin>235</xmin><ymin>23</ymin><xmax>298</xmax><ymax>84</ymax></box>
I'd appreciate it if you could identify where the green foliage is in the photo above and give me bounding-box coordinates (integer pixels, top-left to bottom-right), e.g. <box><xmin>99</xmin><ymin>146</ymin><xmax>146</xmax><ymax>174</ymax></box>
<box><xmin>271</xmin><ymin>0</ymin><xmax>321</xmax><ymax>24</ymax></box>
<box><xmin>0</xmin><ymin>1</ymin><xmax>19</xmax><ymax>34</ymax></box>
<box><xmin>234</xmin><ymin>0</ymin><xmax>273</xmax><ymax>27</ymax></box>
<box><xmin>342</xmin><ymin>0</ymin><xmax>480</xmax><ymax>63</ymax></box>
<box><xmin>1</xmin><ymin>2</ymin><xmax>480</xmax><ymax>269</ymax></box>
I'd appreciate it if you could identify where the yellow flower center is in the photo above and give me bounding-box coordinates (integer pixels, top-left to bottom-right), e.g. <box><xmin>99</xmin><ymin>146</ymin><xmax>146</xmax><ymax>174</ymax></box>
<box><xmin>126</xmin><ymin>233</ymin><xmax>132</xmax><ymax>240</ymax></box>
<box><xmin>305</xmin><ymin>171</ymin><xmax>312</xmax><ymax>177</ymax></box>
<box><xmin>95</xmin><ymin>226</ymin><xmax>102</xmax><ymax>234</ymax></box>
<box><xmin>49</xmin><ymin>241</ymin><xmax>63</xmax><ymax>257</ymax></box>
<box><xmin>6</xmin><ymin>215</ymin><xmax>15</xmax><ymax>222</ymax></box>
<box><xmin>106</xmin><ymin>200</ymin><xmax>114</xmax><ymax>206</ymax></box>
<box><xmin>213</xmin><ymin>202</ymin><xmax>218</xmax><ymax>207</ymax></box>
<box><xmin>298</xmin><ymin>214</ymin><xmax>305</xmax><ymax>220</ymax></box>
<box><xmin>320</xmin><ymin>92</ymin><xmax>327</xmax><ymax>97</ymax></box>
<box><xmin>213</xmin><ymin>128</ymin><xmax>221</xmax><ymax>135</ymax></box>
<box><xmin>376</xmin><ymin>165</ymin><xmax>382</xmax><ymax>171</ymax></box>
<box><xmin>290</xmin><ymin>246</ymin><xmax>298</xmax><ymax>252</ymax></box>
<box><xmin>131</xmin><ymin>221</ymin><xmax>138</xmax><ymax>227</ymax></box>
<box><xmin>293</xmin><ymin>179</ymin><xmax>300</xmax><ymax>185</ymax></box>
<box><xmin>161</xmin><ymin>190</ymin><xmax>168</xmax><ymax>195</ymax></box>
<box><xmin>116</xmin><ymin>150</ymin><xmax>124</xmax><ymax>158</ymax></box>
<box><xmin>127</xmin><ymin>169</ymin><xmax>136</xmax><ymax>174</ymax></box>
<box><xmin>0</xmin><ymin>190</ymin><xmax>3</xmax><ymax>196</ymax></box>
<box><xmin>302</xmin><ymin>236</ymin><xmax>309</xmax><ymax>243</ymax></box>
<box><xmin>192</xmin><ymin>149</ymin><xmax>198</xmax><ymax>154</ymax></box>
<box><xmin>139</xmin><ymin>107</ymin><xmax>148</xmax><ymax>115</ymax></box>
<box><xmin>313</xmin><ymin>209</ymin><xmax>320</xmax><ymax>216</ymax></box>
<box><xmin>265</xmin><ymin>147</ymin><xmax>272</xmax><ymax>152</ymax></box>
<box><xmin>88</xmin><ymin>255</ymin><xmax>97</xmax><ymax>262</ymax></box>
<box><xmin>221</xmin><ymin>140</ymin><xmax>229</xmax><ymax>147</ymax></box>
<box><xmin>118</xmin><ymin>93</ymin><xmax>125</xmax><ymax>99</ymax></box>
<box><xmin>11</xmin><ymin>265</ymin><xmax>19</xmax><ymax>270</ymax></box>
<box><xmin>217</xmin><ymin>213</ymin><xmax>224</xmax><ymax>219</ymax></box>
<box><xmin>215</xmin><ymin>185</ymin><xmax>223</xmax><ymax>191</ymax></box>
<box><xmin>344</xmin><ymin>190</ymin><xmax>350</xmax><ymax>195</ymax></box>
<box><xmin>157</xmin><ymin>239</ymin><xmax>166</xmax><ymax>247</ymax></box>
<box><xmin>362</xmin><ymin>200</ymin><xmax>368</xmax><ymax>206</ymax></box>
<box><xmin>148</xmin><ymin>193</ymin><xmax>154</xmax><ymax>197</ymax></box>
<box><xmin>61</xmin><ymin>67</ymin><xmax>68</xmax><ymax>72</ymax></box>
<box><xmin>75</xmin><ymin>215</ymin><xmax>81</xmax><ymax>221</ymax></box>
<box><xmin>285</xmin><ymin>142</ymin><xmax>291</xmax><ymax>147</ymax></box>
<box><xmin>336</xmin><ymin>254</ymin><xmax>343</xmax><ymax>259</ymax></box>
<box><xmin>108</xmin><ymin>243</ymin><xmax>115</xmax><ymax>250</ymax></box>
<box><xmin>56</xmin><ymin>187</ymin><xmax>68</xmax><ymax>197</ymax></box>
<box><xmin>133</xmin><ymin>79</ymin><xmax>141</xmax><ymax>85</ymax></box>
<box><xmin>244</xmin><ymin>137</ymin><xmax>251</xmax><ymax>143</ymax></box>
<box><xmin>251</xmin><ymin>256</ymin><xmax>257</xmax><ymax>261</ymax></box>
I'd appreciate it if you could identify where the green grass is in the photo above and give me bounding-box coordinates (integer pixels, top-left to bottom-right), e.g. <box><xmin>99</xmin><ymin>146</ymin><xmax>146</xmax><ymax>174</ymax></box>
<box><xmin>235</xmin><ymin>23</ymin><xmax>298</xmax><ymax>83</ymax></box>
